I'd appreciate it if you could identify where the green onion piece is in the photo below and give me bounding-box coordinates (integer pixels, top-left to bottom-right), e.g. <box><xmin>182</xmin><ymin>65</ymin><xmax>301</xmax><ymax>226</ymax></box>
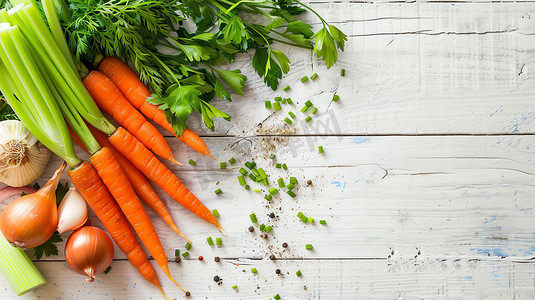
<box><xmin>288</xmin><ymin>111</ymin><xmax>295</xmax><ymax>118</ymax></box>
<box><xmin>274</xmin><ymin>294</ymin><xmax>281</xmax><ymax>300</ymax></box>
<box><xmin>251</xmin><ymin>168</ymin><xmax>259</xmax><ymax>176</ymax></box>
<box><xmin>332</xmin><ymin>94</ymin><xmax>339</xmax><ymax>102</ymax></box>
<box><xmin>301</xmin><ymin>76</ymin><xmax>309</xmax><ymax>83</ymax></box>
<box><xmin>245</xmin><ymin>185</ymin><xmax>250</xmax><ymax>190</ymax></box>
<box><xmin>282</xmin><ymin>163</ymin><xmax>288</xmax><ymax>170</ymax></box>
<box><xmin>207</xmin><ymin>236</ymin><xmax>213</xmax><ymax>245</ymax></box>
<box><xmin>318</xmin><ymin>146</ymin><xmax>323</xmax><ymax>153</ymax></box>
<box><xmin>182</xmin><ymin>251</ymin><xmax>190</xmax><ymax>258</ymax></box>
<box><xmin>311</xmin><ymin>107</ymin><xmax>317</xmax><ymax>114</ymax></box>
<box><xmin>290</xmin><ymin>177</ymin><xmax>297</xmax><ymax>184</ymax></box>
<box><xmin>250</xmin><ymin>161</ymin><xmax>257</xmax><ymax>168</ymax></box>
<box><xmin>263</xmin><ymin>178</ymin><xmax>269</xmax><ymax>186</ymax></box>
<box><xmin>269</xmin><ymin>188</ymin><xmax>279</xmax><ymax>195</ymax></box>
<box><xmin>229</xmin><ymin>157</ymin><xmax>236</xmax><ymax>165</ymax></box>
<box><xmin>301</xmin><ymin>105</ymin><xmax>309</xmax><ymax>113</ymax></box>
<box><xmin>212</xmin><ymin>209</ymin><xmax>220</xmax><ymax>217</ymax></box>
<box><xmin>297</xmin><ymin>212</ymin><xmax>304</xmax><ymax>218</ymax></box>
<box><xmin>306</xmin><ymin>244</ymin><xmax>313</xmax><ymax>250</ymax></box>
<box><xmin>264</xmin><ymin>194</ymin><xmax>272</xmax><ymax>201</ymax></box>
<box><xmin>239</xmin><ymin>168</ymin><xmax>248</xmax><ymax>175</ymax></box>
<box><xmin>320</xmin><ymin>220</ymin><xmax>327</xmax><ymax>224</ymax></box>
<box><xmin>284</xmin><ymin>117</ymin><xmax>292</xmax><ymax>125</ymax></box>
<box><xmin>273</xmin><ymin>101</ymin><xmax>282</xmax><ymax>111</ymax></box>
<box><xmin>270</xmin><ymin>154</ymin><xmax>276</xmax><ymax>159</ymax></box>
<box><xmin>238</xmin><ymin>175</ymin><xmax>246</xmax><ymax>185</ymax></box>
<box><xmin>188</xmin><ymin>159</ymin><xmax>196</xmax><ymax>166</ymax></box>
<box><xmin>245</xmin><ymin>161</ymin><xmax>253</xmax><ymax>169</ymax></box>
<box><xmin>287</xmin><ymin>190</ymin><xmax>296</xmax><ymax>198</ymax></box>
<box><xmin>296</xmin><ymin>270</ymin><xmax>302</xmax><ymax>277</ymax></box>
<box><xmin>175</xmin><ymin>249</ymin><xmax>180</xmax><ymax>257</ymax></box>
<box><xmin>277</xmin><ymin>178</ymin><xmax>285</xmax><ymax>188</ymax></box>
<box><xmin>216</xmin><ymin>238</ymin><xmax>222</xmax><ymax>246</ymax></box>
<box><xmin>215</xmin><ymin>188</ymin><xmax>222</xmax><ymax>195</ymax></box>
<box><xmin>104</xmin><ymin>266</ymin><xmax>111</xmax><ymax>274</ymax></box>
<box><xmin>305</xmin><ymin>116</ymin><xmax>312</xmax><ymax>122</ymax></box>
<box><xmin>275</xmin><ymin>96</ymin><xmax>282</xmax><ymax>102</ymax></box>
<box><xmin>310</xmin><ymin>73</ymin><xmax>318</xmax><ymax>80</ymax></box>
<box><xmin>299</xmin><ymin>214</ymin><xmax>307</xmax><ymax>223</ymax></box>
<box><xmin>286</xmin><ymin>183</ymin><xmax>295</xmax><ymax>190</ymax></box>
<box><xmin>265</xmin><ymin>100</ymin><xmax>272</xmax><ymax>109</ymax></box>
<box><xmin>340</xmin><ymin>69</ymin><xmax>345</xmax><ymax>76</ymax></box>
<box><xmin>257</xmin><ymin>176</ymin><xmax>264</xmax><ymax>183</ymax></box>
<box><xmin>264</xmin><ymin>225</ymin><xmax>273</xmax><ymax>233</ymax></box>
<box><xmin>232</xmin><ymin>285</ymin><xmax>238</xmax><ymax>289</ymax></box>
<box><xmin>220</xmin><ymin>162</ymin><xmax>226</xmax><ymax>169</ymax></box>
<box><xmin>254</xmin><ymin>189</ymin><xmax>261</xmax><ymax>192</ymax></box>
<box><xmin>251</xmin><ymin>268</ymin><xmax>257</xmax><ymax>273</ymax></box>
<box><xmin>305</xmin><ymin>100</ymin><xmax>313</xmax><ymax>107</ymax></box>
<box><xmin>185</xmin><ymin>242</ymin><xmax>192</xmax><ymax>250</ymax></box>
<box><xmin>287</xmin><ymin>98</ymin><xmax>293</xmax><ymax>104</ymax></box>
<box><xmin>276</xmin><ymin>163</ymin><xmax>282</xmax><ymax>168</ymax></box>
<box><xmin>258</xmin><ymin>168</ymin><xmax>267</xmax><ymax>179</ymax></box>
<box><xmin>307</xmin><ymin>217</ymin><xmax>314</xmax><ymax>223</ymax></box>
<box><xmin>216</xmin><ymin>181</ymin><xmax>220</xmax><ymax>185</ymax></box>
<box><xmin>282</xmin><ymin>98</ymin><xmax>287</xmax><ymax>104</ymax></box>
<box><xmin>249</xmin><ymin>173</ymin><xmax>257</xmax><ymax>181</ymax></box>
<box><xmin>282</xmin><ymin>85</ymin><xmax>290</xmax><ymax>91</ymax></box>
<box><xmin>259</xmin><ymin>224</ymin><xmax>265</xmax><ymax>231</ymax></box>
<box><xmin>250</xmin><ymin>213</ymin><xmax>258</xmax><ymax>223</ymax></box>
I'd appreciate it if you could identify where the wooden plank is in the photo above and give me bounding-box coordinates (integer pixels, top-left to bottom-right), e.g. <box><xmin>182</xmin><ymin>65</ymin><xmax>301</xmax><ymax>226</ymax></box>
<box><xmin>8</xmin><ymin>135</ymin><xmax>534</xmax><ymax>261</ymax></box>
<box><xmin>1</xmin><ymin>258</ymin><xmax>534</xmax><ymax>299</ymax></box>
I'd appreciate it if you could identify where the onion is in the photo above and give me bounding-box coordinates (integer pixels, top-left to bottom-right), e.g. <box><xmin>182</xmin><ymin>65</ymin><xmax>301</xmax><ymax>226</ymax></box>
<box><xmin>0</xmin><ymin>186</ymin><xmax>36</xmax><ymax>203</ymax></box>
<box><xmin>65</xmin><ymin>226</ymin><xmax>114</xmax><ymax>282</ymax></box>
<box><xmin>57</xmin><ymin>188</ymin><xmax>88</xmax><ymax>234</ymax></box>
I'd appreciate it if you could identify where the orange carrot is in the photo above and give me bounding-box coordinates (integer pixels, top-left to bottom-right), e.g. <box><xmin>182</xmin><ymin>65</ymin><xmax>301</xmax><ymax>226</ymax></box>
<box><xmin>68</xmin><ymin>161</ymin><xmax>173</xmax><ymax>300</ymax></box>
<box><xmin>82</xmin><ymin>70</ymin><xmax>179</xmax><ymax>164</ymax></box>
<box><xmin>109</xmin><ymin>127</ymin><xmax>223</xmax><ymax>232</ymax></box>
<box><xmin>98</xmin><ymin>57</ymin><xmax>213</xmax><ymax>158</ymax></box>
<box><xmin>68</xmin><ymin>125</ymin><xmax>190</xmax><ymax>242</ymax></box>
<box><xmin>90</xmin><ymin>147</ymin><xmax>185</xmax><ymax>292</ymax></box>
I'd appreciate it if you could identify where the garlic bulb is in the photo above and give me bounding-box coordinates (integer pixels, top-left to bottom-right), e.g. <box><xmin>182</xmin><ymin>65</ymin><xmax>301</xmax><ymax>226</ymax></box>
<box><xmin>0</xmin><ymin>120</ymin><xmax>51</xmax><ymax>187</ymax></box>
<box><xmin>57</xmin><ymin>188</ymin><xmax>88</xmax><ymax>234</ymax></box>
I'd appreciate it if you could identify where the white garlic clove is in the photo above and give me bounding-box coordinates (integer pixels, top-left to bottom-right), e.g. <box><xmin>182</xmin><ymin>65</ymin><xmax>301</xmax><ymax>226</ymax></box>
<box><xmin>57</xmin><ymin>188</ymin><xmax>88</xmax><ymax>234</ymax></box>
<box><xmin>0</xmin><ymin>120</ymin><xmax>51</xmax><ymax>187</ymax></box>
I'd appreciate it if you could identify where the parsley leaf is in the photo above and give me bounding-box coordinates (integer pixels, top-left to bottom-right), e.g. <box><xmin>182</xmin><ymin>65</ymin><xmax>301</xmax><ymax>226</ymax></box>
<box><xmin>214</xmin><ymin>80</ymin><xmax>232</xmax><ymax>101</ymax></box>
<box><xmin>286</xmin><ymin>21</ymin><xmax>314</xmax><ymax>38</ymax></box>
<box><xmin>313</xmin><ymin>28</ymin><xmax>337</xmax><ymax>69</ymax></box>
<box><xmin>214</xmin><ymin>69</ymin><xmax>246</xmax><ymax>96</ymax></box>
<box><xmin>33</xmin><ymin>231</ymin><xmax>62</xmax><ymax>261</ymax></box>
<box><xmin>328</xmin><ymin>25</ymin><xmax>348</xmax><ymax>51</ymax></box>
<box><xmin>252</xmin><ymin>47</ymin><xmax>282</xmax><ymax>90</ymax></box>
<box><xmin>55</xmin><ymin>182</ymin><xmax>70</xmax><ymax>206</ymax></box>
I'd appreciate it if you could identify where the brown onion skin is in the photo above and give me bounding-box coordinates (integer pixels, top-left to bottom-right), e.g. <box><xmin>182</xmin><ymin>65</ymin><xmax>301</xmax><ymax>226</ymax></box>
<box><xmin>65</xmin><ymin>226</ymin><xmax>114</xmax><ymax>282</ymax></box>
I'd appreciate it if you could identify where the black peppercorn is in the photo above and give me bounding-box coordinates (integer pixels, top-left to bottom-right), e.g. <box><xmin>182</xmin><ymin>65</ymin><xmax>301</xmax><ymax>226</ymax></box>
<box><xmin>248</xmin><ymin>226</ymin><xmax>254</xmax><ymax>232</ymax></box>
<box><xmin>214</xmin><ymin>256</ymin><xmax>220</xmax><ymax>262</ymax></box>
<box><xmin>307</xmin><ymin>180</ymin><xmax>312</xmax><ymax>186</ymax></box>
<box><xmin>213</xmin><ymin>275</ymin><xmax>220</xmax><ymax>282</ymax></box>
<box><xmin>275</xmin><ymin>269</ymin><xmax>281</xmax><ymax>274</ymax></box>
<box><xmin>269</xmin><ymin>212</ymin><xmax>275</xmax><ymax>218</ymax></box>
<box><xmin>185</xmin><ymin>291</ymin><xmax>191</xmax><ymax>296</ymax></box>
<box><xmin>174</xmin><ymin>256</ymin><xmax>181</xmax><ymax>263</ymax></box>
<box><xmin>269</xmin><ymin>254</ymin><xmax>275</xmax><ymax>260</ymax></box>
<box><xmin>282</xmin><ymin>242</ymin><xmax>288</xmax><ymax>248</ymax></box>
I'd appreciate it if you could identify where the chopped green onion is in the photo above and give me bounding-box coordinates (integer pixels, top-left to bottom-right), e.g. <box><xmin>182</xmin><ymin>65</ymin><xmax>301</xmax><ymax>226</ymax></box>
<box><xmin>284</xmin><ymin>117</ymin><xmax>292</xmax><ymax>125</ymax></box>
<box><xmin>265</xmin><ymin>194</ymin><xmax>272</xmax><ymax>201</ymax></box>
<box><xmin>307</xmin><ymin>217</ymin><xmax>314</xmax><ymax>223</ymax></box>
<box><xmin>239</xmin><ymin>168</ymin><xmax>248</xmax><ymax>175</ymax></box>
<box><xmin>286</xmin><ymin>183</ymin><xmax>295</xmax><ymax>190</ymax></box>
<box><xmin>297</xmin><ymin>212</ymin><xmax>304</xmax><ymax>218</ymax></box>
<box><xmin>290</xmin><ymin>177</ymin><xmax>297</xmax><ymax>184</ymax></box>
<box><xmin>251</xmin><ymin>268</ymin><xmax>257</xmax><ymax>273</ymax></box>
<box><xmin>275</xmin><ymin>96</ymin><xmax>282</xmax><ymax>102</ymax></box>
<box><xmin>276</xmin><ymin>163</ymin><xmax>282</xmax><ymax>168</ymax></box>
<box><xmin>310</xmin><ymin>73</ymin><xmax>318</xmax><ymax>80</ymax></box>
<box><xmin>268</xmin><ymin>188</ymin><xmax>278</xmax><ymax>195</ymax></box>
<box><xmin>282</xmin><ymin>163</ymin><xmax>288</xmax><ymax>170</ymax></box>
<box><xmin>263</xmin><ymin>179</ymin><xmax>269</xmax><ymax>186</ymax></box>
<box><xmin>301</xmin><ymin>105</ymin><xmax>309</xmax><ymax>113</ymax></box>
<box><xmin>298</xmin><ymin>213</ymin><xmax>307</xmax><ymax>222</ymax></box>
<box><xmin>264</xmin><ymin>225</ymin><xmax>273</xmax><ymax>233</ymax></box>
<box><xmin>273</xmin><ymin>101</ymin><xmax>282</xmax><ymax>111</ymax></box>
<box><xmin>265</xmin><ymin>101</ymin><xmax>272</xmax><ymax>109</ymax></box>
<box><xmin>214</xmin><ymin>188</ymin><xmax>222</xmax><ymax>195</ymax></box>
<box><xmin>332</xmin><ymin>94</ymin><xmax>339</xmax><ymax>102</ymax></box>
<box><xmin>216</xmin><ymin>238</ymin><xmax>222</xmax><ymax>246</ymax></box>
<box><xmin>257</xmin><ymin>176</ymin><xmax>264</xmax><ymax>183</ymax></box>
<box><xmin>282</xmin><ymin>85</ymin><xmax>290</xmax><ymax>91</ymax></box>
<box><xmin>258</xmin><ymin>168</ymin><xmax>267</xmax><ymax>179</ymax></box>
<box><xmin>251</xmin><ymin>168</ymin><xmax>259</xmax><ymax>176</ymax></box>
<box><xmin>245</xmin><ymin>161</ymin><xmax>253</xmax><ymax>169</ymax></box>
<box><xmin>340</xmin><ymin>69</ymin><xmax>345</xmax><ymax>76</ymax></box>
<box><xmin>229</xmin><ymin>157</ymin><xmax>236</xmax><ymax>165</ymax></box>
<box><xmin>254</xmin><ymin>189</ymin><xmax>261</xmax><ymax>192</ymax></box>
<box><xmin>188</xmin><ymin>159</ymin><xmax>196</xmax><ymax>166</ymax></box>
<box><xmin>274</xmin><ymin>294</ymin><xmax>281</xmax><ymax>300</ymax></box>
<box><xmin>320</xmin><ymin>220</ymin><xmax>327</xmax><ymax>224</ymax></box>
<box><xmin>288</xmin><ymin>111</ymin><xmax>295</xmax><ymax>118</ymax></box>
<box><xmin>185</xmin><ymin>242</ymin><xmax>192</xmax><ymax>250</ymax></box>
<box><xmin>232</xmin><ymin>285</ymin><xmax>238</xmax><ymax>289</ymax></box>
<box><xmin>318</xmin><ymin>146</ymin><xmax>323</xmax><ymax>153</ymax></box>
<box><xmin>277</xmin><ymin>178</ymin><xmax>285</xmax><ymax>188</ymax></box>
<box><xmin>287</xmin><ymin>98</ymin><xmax>293</xmax><ymax>104</ymax></box>
<box><xmin>207</xmin><ymin>236</ymin><xmax>213</xmax><ymax>245</ymax></box>
<box><xmin>282</xmin><ymin>98</ymin><xmax>287</xmax><ymax>104</ymax></box>
<box><xmin>175</xmin><ymin>249</ymin><xmax>180</xmax><ymax>257</ymax></box>
<box><xmin>245</xmin><ymin>185</ymin><xmax>250</xmax><ymax>190</ymax></box>
<box><xmin>238</xmin><ymin>175</ymin><xmax>246</xmax><ymax>185</ymax></box>
<box><xmin>306</xmin><ymin>244</ymin><xmax>313</xmax><ymax>250</ymax></box>
<box><xmin>249</xmin><ymin>173</ymin><xmax>257</xmax><ymax>181</ymax></box>
<box><xmin>311</xmin><ymin>107</ymin><xmax>317</xmax><ymax>114</ymax></box>
<box><xmin>270</xmin><ymin>154</ymin><xmax>276</xmax><ymax>159</ymax></box>
<box><xmin>104</xmin><ymin>266</ymin><xmax>112</xmax><ymax>274</ymax></box>
<box><xmin>287</xmin><ymin>190</ymin><xmax>296</xmax><ymax>198</ymax></box>
<box><xmin>250</xmin><ymin>161</ymin><xmax>257</xmax><ymax>168</ymax></box>
<box><xmin>305</xmin><ymin>100</ymin><xmax>313</xmax><ymax>107</ymax></box>
<box><xmin>212</xmin><ymin>209</ymin><xmax>220</xmax><ymax>217</ymax></box>
<box><xmin>259</xmin><ymin>224</ymin><xmax>265</xmax><ymax>231</ymax></box>
<box><xmin>300</xmin><ymin>76</ymin><xmax>309</xmax><ymax>83</ymax></box>
<box><xmin>296</xmin><ymin>270</ymin><xmax>302</xmax><ymax>277</ymax></box>
<box><xmin>216</xmin><ymin>181</ymin><xmax>220</xmax><ymax>185</ymax></box>
<box><xmin>250</xmin><ymin>213</ymin><xmax>258</xmax><ymax>223</ymax></box>
<box><xmin>305</xmin><ymin>116</ymin><xmax>312</xmax><ymax>122</ymax></box>
<box><xmin>182</xmin><ymin>251</ymin><xmax>190</xmax><ymax>258</ymax></box>
<box><xmin>220</xmin><ymin>162</ymin><xmax>226</xmax><ymax>169</ymax></box>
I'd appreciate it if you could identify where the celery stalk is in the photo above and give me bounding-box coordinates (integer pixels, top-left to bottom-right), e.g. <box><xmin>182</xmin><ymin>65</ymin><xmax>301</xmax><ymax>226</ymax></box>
<box><xmin>0</xmin><ymin>233</ymin><xmax>46</xmax><ymax>295</ymax></box>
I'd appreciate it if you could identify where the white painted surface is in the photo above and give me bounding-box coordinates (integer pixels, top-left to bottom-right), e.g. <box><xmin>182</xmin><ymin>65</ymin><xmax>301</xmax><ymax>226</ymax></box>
<box><xmin>2</xmin><ymin>2</ymin><xmax>535</xmax><ymax>299</ymax></box>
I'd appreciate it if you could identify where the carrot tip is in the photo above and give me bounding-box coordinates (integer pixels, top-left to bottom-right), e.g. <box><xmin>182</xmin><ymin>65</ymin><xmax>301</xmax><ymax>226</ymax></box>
<box><xmin>170</xmin><ymin>225</ymin><xmax>192</xmax><ymax>244</ymax></box>
<box><xmin>156</xmin><ymin>285</ymin><xmax>175</xmax><ymax>300</ymax></box>
<box><xmin>215</xmin><ymin>222</ymin><xmax>226</xmax><ymax>235</ymax></box>
<box><xmin>208</xmin><ymin>153</ymin><xmax>216</xmax><ymax>160</ymax></box>
<box><xmin>168</xmin><ymin>155</ymin><xmax>183</xmax><ymax>165</ymax></box>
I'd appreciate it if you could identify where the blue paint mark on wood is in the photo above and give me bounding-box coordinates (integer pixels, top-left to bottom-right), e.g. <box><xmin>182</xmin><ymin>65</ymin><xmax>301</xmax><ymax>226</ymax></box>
<box><xmin>352</xmin><ymin>137</ymin><xmax>371</xmax><ymax>144</ymax></box>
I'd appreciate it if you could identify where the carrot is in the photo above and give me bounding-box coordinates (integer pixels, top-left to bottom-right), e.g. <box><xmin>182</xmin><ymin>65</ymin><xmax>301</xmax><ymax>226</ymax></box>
<box><xmin>109</xmin><ymin>127</ymin><xmax>223</xmax><ymax>232</ymax></box>
<box><xmin>68</xmin><ymin>161</ymin><xmax>173</xmax><ymax>300</ymax></box>
<box><xmin>90</xmin><ymin>147</ymin><xmax>185</xmax><ymax>293</ymax></box>
<box><xmin>82</xmin><ymin>70</ymin><xmax>179</xmax><ymax>164</ymax></box>
<box><xmin>98</xmin><ymin>57</ymin><xmax>213</xmax><ymax>158</ymax></box>
<box><xmin>68</xmin><ymin>125</ymin><xmax>190</xmax><ymax>243</ymax></box>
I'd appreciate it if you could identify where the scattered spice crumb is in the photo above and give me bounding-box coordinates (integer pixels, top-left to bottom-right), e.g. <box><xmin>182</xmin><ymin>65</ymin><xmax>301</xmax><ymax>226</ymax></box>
<box><xmin>269</xmin><ymin>212</ymin><xmax>275</xmax><ymax>218</ymax></box>
<box><xmin>214</xmin><ymin>256</ymin><xmax>220</xmax><ymax>262</ymax></box>
<box><xmin>307</xmin><ymin>180</ymin><xmax>312</xmax><ymax>186</ymax></box>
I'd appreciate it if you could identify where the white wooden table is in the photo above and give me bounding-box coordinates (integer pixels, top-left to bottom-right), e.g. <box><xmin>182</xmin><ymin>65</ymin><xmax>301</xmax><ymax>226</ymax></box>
<box><xmin>2</xmin><ymin>1</ymin><xmax>535</xmax><ymax>299</ymax></box>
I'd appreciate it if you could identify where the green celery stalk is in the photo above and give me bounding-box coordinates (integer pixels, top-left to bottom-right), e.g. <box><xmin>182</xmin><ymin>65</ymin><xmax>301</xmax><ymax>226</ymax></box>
<box><xmin>0</xmin><ymin>233</ymin><xmax>46</xmax><ymax>295</ymax></box>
